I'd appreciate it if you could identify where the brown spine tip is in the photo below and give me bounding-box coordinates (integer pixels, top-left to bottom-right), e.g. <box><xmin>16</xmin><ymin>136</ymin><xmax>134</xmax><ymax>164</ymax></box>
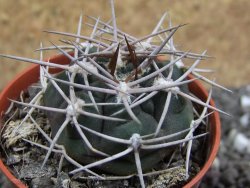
<box><xmin>108</xmin><ymin>44</ymin><xmax>120</xmax><ymax>76</ymax></box>
<box><xmin>124</xmin><ymin>35</ymin><xmax>138</xmax><ymax>81</ymax></box>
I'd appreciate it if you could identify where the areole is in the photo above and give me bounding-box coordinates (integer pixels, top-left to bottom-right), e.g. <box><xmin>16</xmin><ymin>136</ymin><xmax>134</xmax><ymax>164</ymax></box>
<box><xmin>0</xmin><ymin>53</ymin><xmax>221</xmax><ymax>188</ymax></box>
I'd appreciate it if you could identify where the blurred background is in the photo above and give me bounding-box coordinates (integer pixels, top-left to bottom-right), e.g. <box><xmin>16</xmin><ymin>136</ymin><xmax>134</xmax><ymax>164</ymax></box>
<box><xmin>0</xmin><ymin>0</ymin><xmax>249</xmax><ymax>90</ymax></box>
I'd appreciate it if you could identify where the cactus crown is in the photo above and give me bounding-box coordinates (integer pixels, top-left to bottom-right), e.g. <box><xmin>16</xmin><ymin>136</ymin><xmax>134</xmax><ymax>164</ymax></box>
<box><xmin>0</xmin><ymin>1</ymin><xmax>229</xmax><ymax>187</ymax></box>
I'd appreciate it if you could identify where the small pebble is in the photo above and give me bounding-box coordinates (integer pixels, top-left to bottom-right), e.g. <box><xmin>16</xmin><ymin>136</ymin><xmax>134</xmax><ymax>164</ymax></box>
<box><xmin>228</xmin><ymin>129</ymin><xmax>250</xmax><ymax>153</ymax></box>
<box><xmin>70</xmin><ymin>181</ymin><xmax>88</xmax><ymax>188</ymax></box>
<box><xmin>241</xmin><ymin>95</ymin><xmax>250</xmax><ymax>112</ymax></box>
<box><xmin>240</xmin><ymin>113</ymin><xmax>249</xmax><ymax>127</ymax></box>
<box><xmin>221</xmin><ymin>167</ymin><xmax>239</xmax><ymax>186</ymax></box>
<box><xmin>211</xmin><ymin>157</ymin><xmax>220</xmax><ymax>170</ymax></box>
<box><xmin>54</xmin><ymin>172</ymin><xmax>70</xmax><ymax>188</ymax></box>
<box><xmin>19</xmin><ymin>161</ymin><xmax>56</xmax><ymax>179</ymax></box>
<box><xmin>30</xmin><ymin>176</ymin><xmax>54</xmax><ymax>188</ymax></box>
<box><xmin>6</xmin><ymin>154</ymin><xmax>21</xmax><ymax>165</ymax></box>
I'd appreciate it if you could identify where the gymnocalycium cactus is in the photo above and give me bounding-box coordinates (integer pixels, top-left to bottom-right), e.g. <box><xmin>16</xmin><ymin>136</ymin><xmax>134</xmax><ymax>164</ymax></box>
<box><xmin>1</xmin><ymin>1</ymin><xmax>229</xmax><ymax>187</ymax></box>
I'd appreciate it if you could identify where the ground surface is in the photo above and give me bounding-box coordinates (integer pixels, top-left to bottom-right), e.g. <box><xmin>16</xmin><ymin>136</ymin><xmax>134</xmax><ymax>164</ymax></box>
<box><xmin>0</xmin><ymin>0</ymin><xmax>250</xmax><ymax>90</ymax></box>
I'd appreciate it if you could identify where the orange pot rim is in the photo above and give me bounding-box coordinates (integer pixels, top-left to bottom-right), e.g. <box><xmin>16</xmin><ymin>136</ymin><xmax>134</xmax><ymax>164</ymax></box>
<box><xmin>184</xmin><ymin>74</ymin><xmax>221</xmax><ymax>188</ymax></box>
<box><xmin>0</xmin><ymin>54</ymin><xmax>221</xmax><ymax>188</ymax></box>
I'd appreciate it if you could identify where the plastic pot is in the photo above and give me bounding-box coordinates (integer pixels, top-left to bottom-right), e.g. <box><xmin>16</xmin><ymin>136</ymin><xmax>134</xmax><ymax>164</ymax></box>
<box><xmin>0</xmin><ymin>53</ymin><xmax>221</xmax><ymax>188</ymax></box>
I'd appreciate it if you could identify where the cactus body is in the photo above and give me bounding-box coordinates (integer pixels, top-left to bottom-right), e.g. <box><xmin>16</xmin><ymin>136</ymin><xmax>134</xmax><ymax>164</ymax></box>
<box><xmin>43</xmin><ymin>52</ymin><xmax>193</xmax><ymax>175</ymax></box>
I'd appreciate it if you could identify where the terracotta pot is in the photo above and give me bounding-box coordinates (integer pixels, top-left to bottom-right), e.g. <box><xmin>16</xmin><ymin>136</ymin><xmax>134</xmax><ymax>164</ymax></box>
<box><xmin>0</xmin><ymin>54</ymin><xmax>220</xmax><ymax>188</ymax></box>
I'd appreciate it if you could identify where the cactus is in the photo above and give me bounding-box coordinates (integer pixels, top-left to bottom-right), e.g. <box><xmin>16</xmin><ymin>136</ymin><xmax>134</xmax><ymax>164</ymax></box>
<box><xmin>42</xmin><ymin>53</ymin><xmax>194</xmax><ymax>176</ymax></box>
<box><xmin>0</xmin><ymin>1</ymin><xmax>229</xmax><ymax>187</ymax></box>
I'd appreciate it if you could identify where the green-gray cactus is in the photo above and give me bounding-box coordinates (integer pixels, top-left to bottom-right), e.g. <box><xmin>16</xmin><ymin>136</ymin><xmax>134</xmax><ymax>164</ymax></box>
<box><xmin>43</xmin><ymin>54</ymin><xmax>194</xmax><ymax>175</ymax></box>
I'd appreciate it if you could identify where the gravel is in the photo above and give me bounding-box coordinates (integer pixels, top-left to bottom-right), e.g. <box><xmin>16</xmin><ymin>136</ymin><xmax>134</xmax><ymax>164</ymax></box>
<box><xmin>201</xmin><ymin>85</ymin><xmax>250</xmax><ymax>188</ymax></box>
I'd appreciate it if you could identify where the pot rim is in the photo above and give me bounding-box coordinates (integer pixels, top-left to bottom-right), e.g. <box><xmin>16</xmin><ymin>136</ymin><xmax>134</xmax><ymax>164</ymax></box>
<box><xmin>0</xmin><ymin>53</ymin><xmax>221</xmax><ymax>188</ymax></box>
<box><xmin>184</xmin><ymin>74</ymin><xmax>221</xmax><ymax>188</ymax></box>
